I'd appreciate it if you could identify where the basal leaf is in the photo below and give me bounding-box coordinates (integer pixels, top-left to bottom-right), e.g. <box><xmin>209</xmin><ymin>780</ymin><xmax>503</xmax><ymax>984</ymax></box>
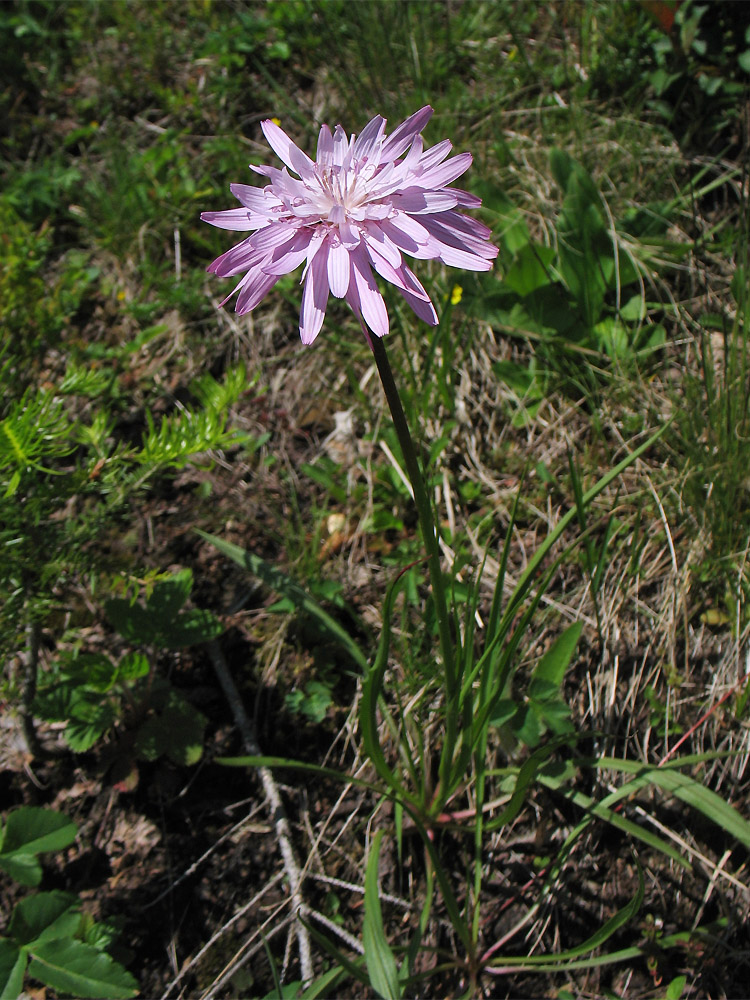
<box><xmin>627</xmin><ymin>765</ymin><xmax>750</xmax><ymax>849</ymax></box>
<box><xmin>134</xmin><ymin>690</ymin><xmax>206</xmax><ymax>766</ymax></box>
<box><xmin>363</xmin><ymin>830</ymin><xmax>401</xmax><ymax>1000</ymax></box>
<box><xmin>502</xmin><ymin>243</ymin><xmax>555</xmax><ymax>297</ymax></box>
<box><xmin>65</xmin><ymin>718</ymin><xmax>110</xmax><ymax>753</ymax></box>
<box><xmin>63</xmin><ymin>653</ymin><xmax>118</xmax><ymax>693</ymax></box>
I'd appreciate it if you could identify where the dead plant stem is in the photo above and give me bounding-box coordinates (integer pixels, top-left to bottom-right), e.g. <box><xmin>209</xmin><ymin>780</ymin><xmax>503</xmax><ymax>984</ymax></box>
<box><xmin>205</xmin><ymin>638</ymin><xmax>313</xmax><ymax>985</ymax></box>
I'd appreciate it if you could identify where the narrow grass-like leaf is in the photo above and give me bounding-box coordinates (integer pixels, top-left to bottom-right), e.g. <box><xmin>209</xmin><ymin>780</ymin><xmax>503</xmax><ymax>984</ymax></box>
<box><xmin>402</xmin><ymin>861</ymin><xmax>434</xmax><ymax>983</ymax></box>
<box><xmin>302</xmin><ymin>919</ymin><xmax>369</xmax><ymax>989</ymax></box>
<box><xmin>487</xmin><ymin>862</ymin><xmax>644</xmax><ymax>969</ymax></box>
<box><xmin>504</xmin><ymin>422</ymin><xmax>669</xmax><ymax>626</ymax></box>
<box><xmin>218</xmin><ymin>755</ymin><xmax>390</xmax><ymax>799</ymax></box>
<box><xmin>261</xmin><ymin>932</ymin><xmax>283</xmax><ymax>999</ymax></box>
<box><xmin>544</xmin><ymin>781</ymin><xmax>690</xmax><ymax>870</ymax></box>
<box><xmin>360</xmin><ymin>569</ymin><xmax>413</xmax><ymax>802</ymax></box>
<box><xmin>592</xmin><ymin>757</ymin><xmax>750</xmax><ymax>849</ymax></box>
<box><xmin>299</xmin><ymin>964</ymin><xmax>347</xmax><ymax>999</ymax></box>
<box><xmin>196</xmin><ymin>530</ymin><xmax>368</xmax><ymax>672</ymax></box>
<box><xmin>363</xmin><ymin>830</ymin><xmax>401</xmax><ymax>1000</ymax></box>
<box><xmin>485</xmin><ymin>737</ymin><xmax>576</xmax><ymax>832</ymax></box>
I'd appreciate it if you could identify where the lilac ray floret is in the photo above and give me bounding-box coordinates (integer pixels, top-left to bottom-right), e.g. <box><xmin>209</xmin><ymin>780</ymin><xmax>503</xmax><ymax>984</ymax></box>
<box><xmin>201</xmin><ymin>106</ymin><xmax>498</xmax><ymax>344</ymax></box>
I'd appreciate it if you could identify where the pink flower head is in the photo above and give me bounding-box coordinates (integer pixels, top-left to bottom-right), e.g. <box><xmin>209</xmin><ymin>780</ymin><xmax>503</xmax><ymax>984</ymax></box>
<box><xmin>201</xmin><ymin>106</ymin><xmax>498</xmax><ymax>345</ymax></box>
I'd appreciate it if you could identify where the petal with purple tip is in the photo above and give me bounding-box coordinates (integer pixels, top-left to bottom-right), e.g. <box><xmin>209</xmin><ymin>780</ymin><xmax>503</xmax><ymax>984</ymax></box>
<box><xmin>200</xmin><ymin>208</ymin><xmax>255</xmax><ymax>231</ymax></box>
<box><xmin>381</xmin><ymin>105</ymin><xmax>433</xmax><ymax>160</ymax></box>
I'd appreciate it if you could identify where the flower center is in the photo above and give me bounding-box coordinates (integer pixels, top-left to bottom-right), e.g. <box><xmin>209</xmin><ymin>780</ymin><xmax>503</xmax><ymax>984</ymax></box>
<box><xmin>313</xmin><ymin>164</ymin><xmax>366</xmax><ymax>225</ymax></box>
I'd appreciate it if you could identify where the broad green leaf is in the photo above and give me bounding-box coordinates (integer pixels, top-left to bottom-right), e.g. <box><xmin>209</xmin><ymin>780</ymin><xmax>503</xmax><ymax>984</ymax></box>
<box><xmin>158</xmin><ymin>608</ymin><xmax>224</xmax><ymax>649</ymax></box>
<box><xmin>0</xmin><ymin>808</ymin><xmax>77</xmax><ymax>863</ymax></box>
<box><xmin>510</xmin><ymin>702</ymin><xmax>542</xmax><ymax>748</ymax></box>
<box><xmin>533</xmin><ymin>623</ymin><xmax>582</xmax><ymax>688</ymax></box>
<box><xmin>9</xmin><ymin>892</ymin><xmax>79</xmax><ymax>946</ymax></box>
<box><xmin>535</xmin><ymin>698</ymin><xmax>574</xmax><ymax>736</ymax></box>
<box><xmin>134</xmin><ymin>690</ymin><xmax>206</xmax><ymax>766</ymax></box>
<box><xmin>492</xmin><ymin>360</ymin><xmax>540</xmax><ymax>399</ymax></box>
<box><xmin>619</xmin><ymin>293</ymin><xmax>646</xmax><ymax>323</ymax></box>
<box><xmin>0</xmin><ymin>939</ymin><xmax>26</xmax><ymax>1000</ymax></box>
<box><xmin>363</xmin><ymin>831</ymin><xmax>401</xmax><ymax>1000</ymax></box>
<box><xmin>65</xmin><ymin>718</ymin><xmax>110</xmax><ymax>753</ymax></box>
<box><xmin>593</xmin><ymin>317</ymin><xmax>629</xmax><ymax>358</ymax></box>
<box><xmin>261</xmin><ymin>981</ymin><xmax>301</xmax><ymax>999</ymax></box>
<box><xmin>64</xmin><ymin>653</ymin><xmax>117</xmax><ymax>692</ymax></box>
<box><xmin>0</xmin><ymin>852</ymin><xmax>41</xmax><ymax>886</ymax></box>
<box><xmin>105</xmin><ymin>598</ymin><xmax>158</xmax><ymax>645</ymax></box>
<box><xmin>550</xmin><ymin>149</ymin><xmax>612</xmax><ymax>327</ymax></box>
<box><xmin>28</xmin><ymin>938</ymin><xmax>137</xmax><ymax>999</ymax></box>
<box><xmin>146</xmin><ymin>568</ymin><xmax>193</xmax><ymax>619</ymax></box>
<box><xmin>666</xmin><ymin>974</ymin><xmax>688</xmax><ymax>999</ymax></box>
<box><xmin>527</xmin><ymin>678</ymin><xmax>562</xmax><ymax>703</ymax></box>
<box><xmin>115</xmin><ymin>650</ymin><xmax>150</xmax><ymax>683</ymax></box>
<box><xmin>106</xmin><ymin>583</ymin><xmax>222</xmax><ymax>650</ymax></box>
<box><xmin>502</xmin><ymin>243</ymin><xmax>555</xmax><ymax>297</ymax></box>
<box><xmin>488</xmin><ymin>698</ymin><xmax>518</xmax><ymax>728</ymax></box>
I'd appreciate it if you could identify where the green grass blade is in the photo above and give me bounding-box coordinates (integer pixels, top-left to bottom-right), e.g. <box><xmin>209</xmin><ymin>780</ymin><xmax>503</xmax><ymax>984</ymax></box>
<box><xmin>545</xmin><ymin>781</ymin><xmax>690</xmax><ymax>870</ymax></box>
<box><xmin>487</xmin><ymin>863</ymin><xmax>644</xmax><ymax>970</ymax></box>
<box><xmin>195</xmin><ymin>529</ymin><xmax>368</xmax><ymax>671</ymax></box>
<box><xmin>503</xmin><ymin>421</ymin><xmax>670</xmax><ymax>624</ymax></box>
<box><xmin>360</xmin><ymin>570</ymin><xmax>411</xmax><ymax>800</ymax></box>
<box><xmin>299</xmin><ymin>964</ymin><xmax>347</xmax><ymax>999</ymax></box>
<box><xmin>593</xmin><ymin>757</ymin><xmax>750</xmax><ymax>849</ymax></box>
<box><xmin>302</xmin><ymin>919</ymin><xmax>369</xmax><ymax>990</ymax></box>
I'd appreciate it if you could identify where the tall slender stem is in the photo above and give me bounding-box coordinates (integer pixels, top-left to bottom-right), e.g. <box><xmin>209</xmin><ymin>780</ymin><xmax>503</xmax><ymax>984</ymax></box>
<box><xmin>369</xmin><ymin>334</ymin><xmax>456</xmax><ymax>699</ymax></box>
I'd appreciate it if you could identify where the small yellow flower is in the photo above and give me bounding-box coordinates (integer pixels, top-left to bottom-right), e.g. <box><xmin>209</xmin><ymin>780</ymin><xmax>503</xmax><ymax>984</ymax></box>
<box><xmin>90</xmin><ymin>120</ymin><xmax>99</xmax><ymax>129</ymax></box>
<box><xmin>451</xmin><ymin>284</ymin><xmax>463</xmax><ymax>305</ymax></box>
<box><xmin>117</xmin><ymin>290</ymin><xmax>127</xmax><ymax>302</ymax></box>
<box><xmin>271</xmin><ymin>117</ymin><xmax>281</xmax><ymax>127</ymax></box>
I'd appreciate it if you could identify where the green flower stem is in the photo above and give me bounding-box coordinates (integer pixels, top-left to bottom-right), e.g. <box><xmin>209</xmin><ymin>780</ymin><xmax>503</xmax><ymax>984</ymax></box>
<box><xmin>369</xmin><ymin>334</ymin><xmax>457</xmax><ymax>700</ymax></box>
